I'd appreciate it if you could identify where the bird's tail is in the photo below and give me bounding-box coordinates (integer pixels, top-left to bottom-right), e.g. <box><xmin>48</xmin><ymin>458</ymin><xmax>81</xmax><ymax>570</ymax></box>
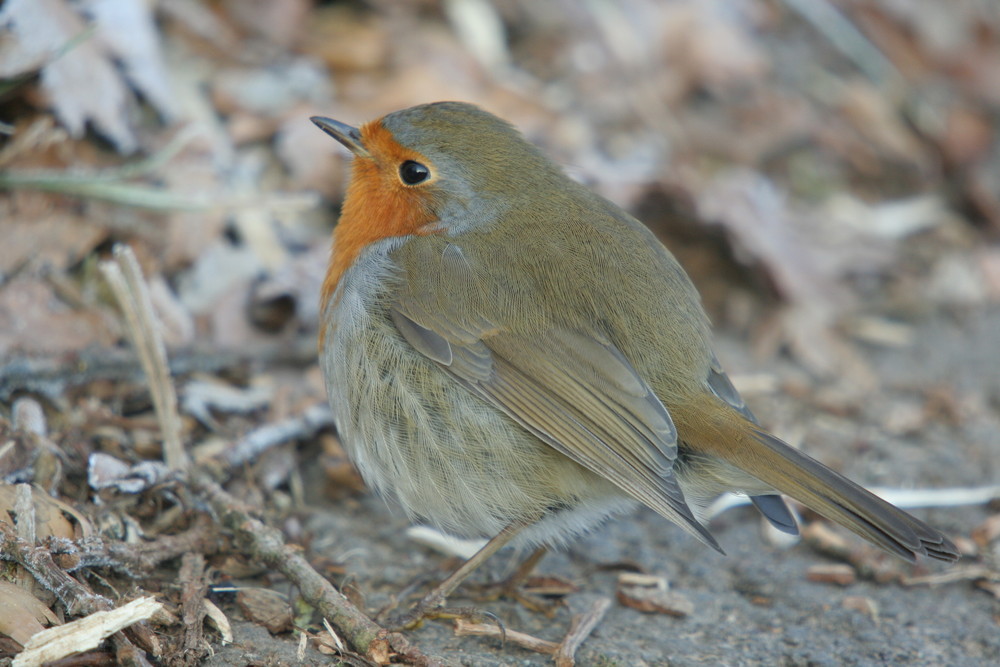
<box><xmin>675</xmin><ymin>394</ymin><xmax>958</xmax><ymax>563</ymax></box>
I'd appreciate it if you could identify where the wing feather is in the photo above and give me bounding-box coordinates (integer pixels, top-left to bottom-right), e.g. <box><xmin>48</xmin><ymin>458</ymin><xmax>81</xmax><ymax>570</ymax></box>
<box><xmin>391</xmin><ymin>304</ymin><xmax>721</xmax><ymax>551</ymax></box>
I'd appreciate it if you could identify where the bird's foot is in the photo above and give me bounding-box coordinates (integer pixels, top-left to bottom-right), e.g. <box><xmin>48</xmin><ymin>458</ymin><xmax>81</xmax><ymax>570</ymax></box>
<box><xmin>471</xmin><ymin>574</ymin><xmax>574</xmax><ymax>617</ymax></box>
<box><xmin>384</xmin><ymin>594</ymin><xmax>504</xmax><ymax>635</ymax></box>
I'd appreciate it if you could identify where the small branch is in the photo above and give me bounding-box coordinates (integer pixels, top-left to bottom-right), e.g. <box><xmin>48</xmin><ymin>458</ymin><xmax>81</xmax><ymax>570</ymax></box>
<box><xmin>0</xmin><ymin>339</ymin><xmax>318</xmax><ymax>402</ymax></box>
<box><xmin>189</xmin><ymin>472</ymin><xmax>441</xmax><ymax>666</ymax></box>
<box><xmin>454</xmin><ymin>597</ymin><xmax>612</xmax><ymax>665</ymax></box>
<box><xmin>902</xmin><ymin>566</ymin><xmax>997</xmax><ymax>587</ymax></box>
<box><xmin>52</xmin><ymin>515</ymin><xmax>223</xmax><ymax>576</ymax></box>
<box><xmin>453</xmin><ymin>619</ymin><xmax>560</xmax><ymax>654</ymax></box>
<box><xmin>0</xmin><ymin>522</ymin><xmax>107</xmax><ymax>617</ymax></box>
<box><xmin>0</xmin><ymin>120</ymin><xmax>320</xmax><ymax>212</ymax></box>
<box><xmin>175</xmin><ymin>553</ymin><xmax>210</xmax><ymax>666</ymax></box>
<box><xmin>555</xmin><ymin>597</ymin><xmax>612</xmax><ymax>667</ymax></box>
<box><xmin>222</xmin><ymin>403</ymin><xmax>335</xmax><ymax>468</ymax></box>
<box><xmin>0</xmin><ymin>521</ymin><xmax>161</xmax><ymax>660</ymax></box>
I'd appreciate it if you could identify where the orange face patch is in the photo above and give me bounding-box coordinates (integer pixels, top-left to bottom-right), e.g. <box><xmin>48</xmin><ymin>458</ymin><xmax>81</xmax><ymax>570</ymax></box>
<box><xmin>320</xmin><ymin>119</ymin><xmax>439</xmax><ymax>334</ymax></box>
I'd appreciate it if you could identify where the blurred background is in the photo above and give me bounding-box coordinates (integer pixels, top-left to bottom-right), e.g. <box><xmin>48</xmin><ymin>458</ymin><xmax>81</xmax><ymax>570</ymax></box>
<box><xmin>2</xmin><ymin>0</ymin><xmax>998</xmax><ymax>378</ymax></box>
<box><xmin>1</xmin><ymin>1</ymin><xmax>998</xmax><ymax>664</ymax></box>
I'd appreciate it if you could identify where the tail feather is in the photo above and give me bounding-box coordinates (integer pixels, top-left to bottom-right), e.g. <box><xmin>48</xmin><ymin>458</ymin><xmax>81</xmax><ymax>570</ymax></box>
<box><xmin>679</xmin><ymin>399</ymin><xmax>958</xmax><ymax>563</ymax></box>
<box><xmin>748</xmin><ymin>430</ymin><xmax>955</xmax><ymax>562</ymax></box>
<box><xmin>750</xmin><ymin>494</ymin><xmax>799</xmax><ymax>535</ymax></box>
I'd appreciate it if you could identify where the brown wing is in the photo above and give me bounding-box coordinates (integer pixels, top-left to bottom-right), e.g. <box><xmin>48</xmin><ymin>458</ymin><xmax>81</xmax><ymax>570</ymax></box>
<box><xmin>390</xmin><ymin>302</ymin><xmax>722</xmax><ymax>552</ymax></box>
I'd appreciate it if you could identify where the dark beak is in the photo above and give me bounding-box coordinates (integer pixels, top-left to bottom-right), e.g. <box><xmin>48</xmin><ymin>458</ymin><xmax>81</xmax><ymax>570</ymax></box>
<box><xmin>310</xmin><ymin>116</ymin><xmax>370</xmax><ymax>158</ymax></box>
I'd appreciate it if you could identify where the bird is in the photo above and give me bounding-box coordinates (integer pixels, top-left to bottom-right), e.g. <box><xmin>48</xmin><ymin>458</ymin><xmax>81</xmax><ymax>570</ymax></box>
<box><xmin>310</xmin><ymin>101</ymin><xmax>957</xmax><ymax>628</ymax></box>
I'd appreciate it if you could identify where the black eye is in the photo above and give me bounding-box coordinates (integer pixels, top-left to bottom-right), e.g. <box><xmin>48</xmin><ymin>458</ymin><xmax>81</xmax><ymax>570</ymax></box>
<box><xmin>399</xmin><ymin>160</ymin><xmax>430</xmax><ymax>185</ymax></box>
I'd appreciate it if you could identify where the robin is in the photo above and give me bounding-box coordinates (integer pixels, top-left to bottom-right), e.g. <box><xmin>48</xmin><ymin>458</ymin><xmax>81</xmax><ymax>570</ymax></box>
<box><xmin>310</xmin><ymin>102</ymin><xmax>957</xmax><ymax>629</ymax></box>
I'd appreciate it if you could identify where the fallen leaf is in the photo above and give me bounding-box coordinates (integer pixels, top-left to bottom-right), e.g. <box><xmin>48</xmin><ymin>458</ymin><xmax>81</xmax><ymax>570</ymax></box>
<box><xmin>0</xmin><ymin>0</ymin><xmax>142</xmax><ymax>152</ymax></box>
<box><xmin>0</xmin><ymin>580</ymin><xmax>61</xmax><ymax>647</ymax></box>
<box><xmin>80</xmin><ymin>0</ymin><xmax>176</xmax><ymax>123</ymax></box>
<box><xmin>0</xmin><ymin>276</ymin><xmax>119</xmax><ymax>356</ymax></box>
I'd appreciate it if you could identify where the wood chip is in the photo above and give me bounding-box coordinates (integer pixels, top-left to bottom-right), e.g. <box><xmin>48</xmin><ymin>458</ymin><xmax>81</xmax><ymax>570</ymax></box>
<box><xmin>202</xmin><ymin>598</ymin><xmax>233</xmax><ymax>645</ymax></box>
<box><xmin>12</xmin><ymin>597</ymin><xmax>162</xmax><ymax>667</ymax></box>
<box><xmin>971</xmin><ymin>514</ymin><xmax>1000</xmax><ymax>547</ymax></box>
<box><xmin>842</xmin><ymin>595</ymin><xmax>879</xmax><ymax>621</ymax></box>
<box><xmin>616</xmin><ymin>573</ymin><xmax>693</xmax><ymax>616</ymax></box>
<box><xmin>236</xmin><ymin>588</ymin><xmax>293</xmax><ymax>634</ymax></box>
<box><xmin>806</xmin><ymin>564</ymin><xmax>857</xmax><ymax>586</ymax></box>
<box><xmin>974</xmin><ymin>580</ymin><xmax>1000</xmax><ymax>600</ymax></box>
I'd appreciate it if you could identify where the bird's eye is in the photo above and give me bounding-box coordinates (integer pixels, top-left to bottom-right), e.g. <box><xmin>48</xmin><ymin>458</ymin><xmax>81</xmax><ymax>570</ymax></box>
<box><xmin>399</xmin><ymin>160</ymin><xmax>430</xmax><ymax>185</ymax></box>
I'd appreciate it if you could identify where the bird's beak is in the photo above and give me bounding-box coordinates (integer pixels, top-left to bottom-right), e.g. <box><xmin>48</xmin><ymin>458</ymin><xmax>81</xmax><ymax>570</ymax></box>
<box><xmin>310</xmin><ymin>116</ymin><xmax>371</xmax><ymax>159</ymax></box>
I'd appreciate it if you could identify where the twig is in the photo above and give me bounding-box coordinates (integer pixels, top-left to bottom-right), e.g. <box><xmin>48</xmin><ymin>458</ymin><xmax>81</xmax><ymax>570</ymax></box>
<box><xmin>0</xmin><ymin>521</ymin><xmax>160</xmax><ymax>660</ymax></box>
<box><xmin>189</xmin><ymin>471</ymin><xmax>442</xmax><ymax>666</ymax></box>
<box><xmin>867</xmin><ymin>485</ymin><xmax>1000</xmax><ymax>509</ymax></box>
<box><xmin>222</xmin><ymin>404</ymin><xmax>335</xmax><ymax>467</ymax></box>
<box><xmin>176</xmin><ymin>553</ymin><xmax>210</xmax><ymax>666</ymax></box>
<box><xmin>0</xmin><ymin>521</ymin><xmax>107</xmax><ymax>617</ymax></box>
<box><xmin>50</xmin><ymin>515</ymin><xmax>222</xmax><ymax>576</ymax></box>
<box><xmin>453</xmin><ymin>619</ymin><xmax>560</xmax><ymax>654</ymax></box>
<box><xmin>13</xmin><ymin>484</ymin><xmax>37</xmax><ymax>589</ymax></box>
<box><xmin>0</xmin><ymin>152</ymin><xmax>319</xmax><ymax>212</ymax></box>
<box><xmin>0</xmin><ymin>339</ymin><xmax>317</xmax><ymax>402</ymax></box>
<box><xmin>902</xmin><ymin>566</ymin><xmax>997</xmax><ymax>587</ymax></box>
<box><xmin>555</xmin><ymin>597</ymin><xmax>613</xmax><ymax>667</ymax></box>
<box><xmin>99</xmin><ymin>244</ymin><xmax>188</xmax><ymax>471</ymax></box>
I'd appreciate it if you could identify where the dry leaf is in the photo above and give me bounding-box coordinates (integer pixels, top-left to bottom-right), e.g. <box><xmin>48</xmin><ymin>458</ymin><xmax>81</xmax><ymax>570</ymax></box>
<box><xmin>300</xmin><ymin>4</ymin><xmax>391</xmax><ymax>72</ymax></box>
<box><xmin>221</xmin><ymin>0</ymin><xmax>310</xmax><ymax>48</ymax></box>
<box><xmin>0</xmin><ymin>483</ymin><xmax>94</xmax><ymax>540</ymax></box>
<box><xmin>0</xmin><ymin>580</ymin><xmax>61</xmax><ymax>647</ymax></box>
<box><xmin>0</xmin><ymin>276</ymin><xmax>118</xmax><ymax>357</ymax></box>
<box><xmin>274</xmin><ymin>112</ymin><xmax>345</xmax><ymax>199</ymax></box>
<box><xmin>0</xmin><ymin>0</ymin><xmax>134</xmax><ymax>151</ymax></box>
<box><xmin>837</xmin><ymin>80</ymin><xmax>928</xmax><ymax>166</ymax></box>
<box><xmin>80</xmin><ymin>0</ymin><xmax>176</xmax><ymax>123</ymax></box>
<box><xmin>659</xmin><ymin>1</ymin><xmax>769</xmax><ymax>95</ymax></box>
<box><xmin>0</xmin><ymin>210</ymin><xmax>108</xmax><ymax>276</ymax></box>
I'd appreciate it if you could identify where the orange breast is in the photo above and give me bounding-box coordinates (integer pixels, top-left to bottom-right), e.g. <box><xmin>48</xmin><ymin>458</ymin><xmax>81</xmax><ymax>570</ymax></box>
<box><xmin>319</xmin><ymin>121</ymin><xmax>438</xmax><ymax>347</ymax></box>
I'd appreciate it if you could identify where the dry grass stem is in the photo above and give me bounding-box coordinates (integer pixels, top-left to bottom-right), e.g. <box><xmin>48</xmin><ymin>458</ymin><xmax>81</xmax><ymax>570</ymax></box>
<box><xmin>99</xmin><ymin>244</ymin><xmax>188</xmax><ymax>470</ymax></box>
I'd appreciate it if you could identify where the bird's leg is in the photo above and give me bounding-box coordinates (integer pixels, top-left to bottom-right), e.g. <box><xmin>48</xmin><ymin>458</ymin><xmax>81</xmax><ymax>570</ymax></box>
<box><xmin>501</xmin><ymin>545</ymin><xmax>549</xmax><ymax>594</ymax></box>
<box><xmin>384</xmin><ymin>521</ymin><xmax>526</xmax><ymax>631</ymax></box>
<box><xmin>470</xmin><ymin>545</ymin><xmax>564</xmax><ymax>616</ymax></box>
